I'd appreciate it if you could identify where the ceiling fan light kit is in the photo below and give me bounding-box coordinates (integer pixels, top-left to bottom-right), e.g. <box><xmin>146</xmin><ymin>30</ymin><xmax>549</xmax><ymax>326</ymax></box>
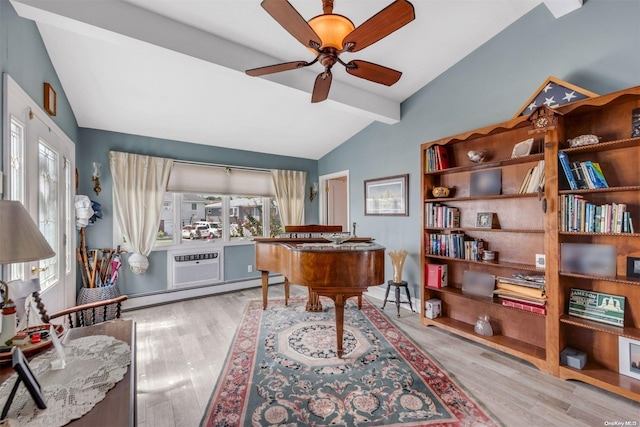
<box><xmin>246</xmin><ymin>0</ymin><xmax>415</xmax><ymax>103</ymax></box>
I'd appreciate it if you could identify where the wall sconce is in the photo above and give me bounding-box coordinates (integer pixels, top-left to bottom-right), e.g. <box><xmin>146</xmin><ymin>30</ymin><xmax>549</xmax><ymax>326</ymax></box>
<box><xmin>309</xmin><ymin>182</ymin><xmax>319</xmax><ymax>202</ymax></box>
<box><xmin>91</xmin><ymin>162</ymin><xmax>102</xmax><ymax>195</ymax></box>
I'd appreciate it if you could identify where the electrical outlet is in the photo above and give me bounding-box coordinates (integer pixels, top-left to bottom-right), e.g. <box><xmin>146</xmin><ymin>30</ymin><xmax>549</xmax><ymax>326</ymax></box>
<box><xmin>248</xmin><ymin>265</ymin><xmax>253</xmax><ymax>273</ymax></box>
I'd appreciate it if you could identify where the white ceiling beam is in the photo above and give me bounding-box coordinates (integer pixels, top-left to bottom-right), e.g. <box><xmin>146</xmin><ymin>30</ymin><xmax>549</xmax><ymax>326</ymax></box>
<box><xmin>9</xmin><ymin>0</ymin><xmax>400</xmax><ymax>124</ymax></box>
<box><xmin>542</xmin><ymin>0</ymin><xmax>583</xmax><ymax>19</ymax></box>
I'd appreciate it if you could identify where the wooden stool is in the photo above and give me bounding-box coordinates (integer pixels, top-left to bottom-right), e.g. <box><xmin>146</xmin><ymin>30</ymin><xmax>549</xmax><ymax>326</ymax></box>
<box><xmin>381</xmin><ymin>280</ymin><xmax>414</xmax><ymax>317</ymax></box>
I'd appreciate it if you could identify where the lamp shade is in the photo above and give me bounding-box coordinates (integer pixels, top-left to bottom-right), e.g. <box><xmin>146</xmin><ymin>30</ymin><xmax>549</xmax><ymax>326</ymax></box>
<box><xmin>0</xmin><ymin>200</ymin><xmax>55</xmax><ymax>264</ymax></box>
<box><xmin>308</xmin><ymin>13</ymin><xmax>355</xmax><ymax>50</ymax></box>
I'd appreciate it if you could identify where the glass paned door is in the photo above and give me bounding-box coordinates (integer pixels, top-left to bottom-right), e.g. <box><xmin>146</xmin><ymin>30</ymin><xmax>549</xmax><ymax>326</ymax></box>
<box><xmin>38</xmin><ymin>141</ymin><xmax>59</xmax><ymax>289</ymax></box>
<box><xmin>3</xmin><ymin>75</ymin><xmax>76</xmax><ymax>314</ymax></box>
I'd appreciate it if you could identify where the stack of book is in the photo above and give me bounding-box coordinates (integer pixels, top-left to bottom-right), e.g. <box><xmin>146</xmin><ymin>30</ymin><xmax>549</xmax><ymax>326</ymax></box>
<box><xmin>494</xmin><ymin>274</ymin><xmax>546</xmax><ymax>315</ymax></box>
<box><xmin>425</xmin><ymin>145</ymin><xmax>450</xmax><ymax>172</ymax></box>
<box><xmin>425</xmin><ymin>233</ymin><xmax>485</xmax><ymax>261</ymax></box>
<box><xmin>425</xmin><ymin>203</ymin><xmax>460</xmax><ymax>228</ymax></box>
<box><xmin>425</xmin><ymin>264</ymin><xmax>448</xmax><ymax>288</ymax></box>
<box><xmin>518</xmin><ymin>160</ymin><xmax>545</xmax><ymax>194</ymax></box>
<box><xmin>560</xmin><ymin>194</ymin><xmax>634</xmax><ymax>233</ymax></box>
<box><xmin>558</xmin><ymin>152</ymin><xmax>609</xmax><ymax>190</ymax></box>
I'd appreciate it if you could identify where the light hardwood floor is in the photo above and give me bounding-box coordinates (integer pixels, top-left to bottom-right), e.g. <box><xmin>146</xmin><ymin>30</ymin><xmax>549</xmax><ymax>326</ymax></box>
<box><xmin>124</xmin><ymin>285</ymin><xmax>640</xmax><ymax>427</ymax></box>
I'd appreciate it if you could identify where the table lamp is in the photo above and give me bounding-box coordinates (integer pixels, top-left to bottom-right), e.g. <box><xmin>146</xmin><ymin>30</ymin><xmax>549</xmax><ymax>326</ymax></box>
<box><xmin>0</xmin><ymin>200</ymin><xmax>55</xmax><ymax>345</ymax></box>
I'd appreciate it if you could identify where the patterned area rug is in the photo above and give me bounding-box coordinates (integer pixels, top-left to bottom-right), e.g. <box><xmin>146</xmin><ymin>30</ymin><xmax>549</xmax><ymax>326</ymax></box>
<box><xmin>201</xmin><ymin>297</ymin><xmax>499</xmax><ymax>426</ymax></box>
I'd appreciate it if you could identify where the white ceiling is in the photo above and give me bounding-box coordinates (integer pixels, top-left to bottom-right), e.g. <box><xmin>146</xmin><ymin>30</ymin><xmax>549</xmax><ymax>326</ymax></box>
<box><xmin>11</xmin><ymin>0</ymin><xmax>581</xmax><ymax>159</ymax></box>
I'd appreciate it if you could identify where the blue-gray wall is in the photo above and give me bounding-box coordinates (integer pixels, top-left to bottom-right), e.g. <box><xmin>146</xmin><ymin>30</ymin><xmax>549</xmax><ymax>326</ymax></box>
<box><xmin>0</xmin><ymin>0</ymin><xmax>77</xmax><ymax>144</ymax></box>
<box><xmin>77</xmin><ymin>128</ymin><xmax>318</xmax><ymax>294</ymax></box>
<box><xmin>319</xmin><ymin>0</ymin><xmax>640</xmax><ymax>299</ymax></box>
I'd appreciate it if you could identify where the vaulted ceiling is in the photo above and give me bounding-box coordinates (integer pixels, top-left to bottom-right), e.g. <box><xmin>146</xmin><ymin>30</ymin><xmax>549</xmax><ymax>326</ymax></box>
<box><xmin>11</xmin><ymin>0</ymin><xmax>581</xmax><ymax>159</ymax></box>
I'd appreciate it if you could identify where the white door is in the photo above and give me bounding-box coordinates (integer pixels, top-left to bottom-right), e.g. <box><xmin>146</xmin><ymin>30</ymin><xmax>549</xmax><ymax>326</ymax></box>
<box><xmin>319</xmin><ymin>170</ymin><xmax>349</xmax><ymax>233</ymax></box>
<box><xmin>3</xmin><ymin>75</ymin><xmax>76</xmax><ymax>315</ymax></box>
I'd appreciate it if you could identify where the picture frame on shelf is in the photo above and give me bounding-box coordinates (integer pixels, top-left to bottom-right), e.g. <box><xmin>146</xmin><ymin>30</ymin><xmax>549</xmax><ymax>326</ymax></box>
<box><xmin>476</xmin><ymin>212</ymin><xmax>496</xmax><ymax>229</ymax></box>
<box><xmin>462</xmin><ymin>271</ymin><xmax>495</xmax><ymax>297</ymax></box>
<box><xmin>364</xmin><ymin>174</ymin><xmax>408</xmax><ymax>216</ymax></box>
<box><xmin>618</xmin><ymin>336</ymin><xmax>640</xmax><ymax>380</ymax></box>
<box><xmin>626</xmin><ymin>256</ymin><xmax>640</xmax><ymax>278</ymax></box>
<box><xmin>511</xmin><ymin>137</ymin><xmax>534</xmax><ymax>158</ymax></box>
<box><xmin>470</xmin><ymin>169</ymin><xmax>502</xmax><ymax>197</ymax></box>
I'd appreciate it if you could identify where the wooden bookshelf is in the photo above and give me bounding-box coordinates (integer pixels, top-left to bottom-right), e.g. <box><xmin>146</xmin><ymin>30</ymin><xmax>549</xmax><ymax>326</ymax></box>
<box><xmin>420</xmin><ymin>85</ymin><xmax>640</xmax><ymax>403</ymax></box>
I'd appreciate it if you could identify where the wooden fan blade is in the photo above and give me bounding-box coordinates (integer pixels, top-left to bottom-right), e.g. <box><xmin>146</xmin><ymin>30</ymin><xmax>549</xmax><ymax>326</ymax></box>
<box><xmin>311</xmin><ymin>70</ymin><xmax>332</xmax><ymax>103</ymax></box>
<box><xmin>343</xmin><ymin>0</ymin><xmax>415</xmax><ymax>53</ymax></box>
<box><xmin>261</xmin><ymin>0</ymin><xmax>321</xmax><ymax>49</ymax></box>
<box><xmin>246</xmin><ymin>61</ymin><xmax>309</xmax><ymax>77</ymax></box>
<box><xmin>345</xmin><ymin>60</ymin><xmax>402</xmax><ymax>86</ymax></box>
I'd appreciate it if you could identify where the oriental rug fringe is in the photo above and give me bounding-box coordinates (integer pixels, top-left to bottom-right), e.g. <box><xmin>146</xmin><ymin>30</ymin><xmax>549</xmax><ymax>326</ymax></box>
<box><xmin>201</xmin><ymin>297</ymin><xmax>499</xmax><ymax>426</ymax></box>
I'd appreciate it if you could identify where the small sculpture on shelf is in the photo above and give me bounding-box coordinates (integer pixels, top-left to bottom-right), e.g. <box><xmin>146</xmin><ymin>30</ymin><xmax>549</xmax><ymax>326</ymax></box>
<box><xmin>467</xmin><ymin>150</ymin><xmax>487</xmax><ymax>163</ymax></box>
<box><xmin>567</xmin><ymin>134</ymin><xmax>600</xmax><ymax>148</ymax></box>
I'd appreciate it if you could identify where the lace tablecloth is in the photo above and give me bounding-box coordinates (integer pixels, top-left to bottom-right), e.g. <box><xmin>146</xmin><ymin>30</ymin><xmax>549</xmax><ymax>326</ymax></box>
<box><xmin>0</xmin><ymin>335</ymin><xmax>131</xmax><ymax>426</ymax></box>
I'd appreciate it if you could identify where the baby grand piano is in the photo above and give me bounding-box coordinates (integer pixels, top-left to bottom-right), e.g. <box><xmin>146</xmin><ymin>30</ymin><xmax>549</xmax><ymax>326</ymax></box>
<box><xmin>255</xmin><ymin>226</ymin><xmax>384</xmax><ymax>358</ymax></box>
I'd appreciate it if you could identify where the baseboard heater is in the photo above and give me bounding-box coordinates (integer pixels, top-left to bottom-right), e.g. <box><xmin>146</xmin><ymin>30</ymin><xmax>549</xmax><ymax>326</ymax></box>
<box><xmin>168</xmin><ymin>249</ymin><xmax>222</xmax><ymax>289</ymax></box>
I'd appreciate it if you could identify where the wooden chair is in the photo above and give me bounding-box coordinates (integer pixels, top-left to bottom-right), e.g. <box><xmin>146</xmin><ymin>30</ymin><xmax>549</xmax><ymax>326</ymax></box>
<box><xmin>34</xmin><ymin>293</ymin><xmax>128</xmax><ymax>329</ymax></box>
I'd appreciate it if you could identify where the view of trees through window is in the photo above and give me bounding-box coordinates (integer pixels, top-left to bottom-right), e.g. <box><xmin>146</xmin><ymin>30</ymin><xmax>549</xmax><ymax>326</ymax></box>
<box><xmin>156</xmin><ymin>193</ymin><xmax>282</xmax><ymax>244</ymax></box>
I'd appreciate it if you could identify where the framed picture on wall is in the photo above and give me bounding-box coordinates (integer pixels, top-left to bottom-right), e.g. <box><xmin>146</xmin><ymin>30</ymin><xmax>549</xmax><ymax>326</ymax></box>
<box><xmin>364</xmin><ymin>174</ymin><xmax>408</xmax><ymax>216</ymax></box>
<box><xmin>44</xmin><ymin>82</ymin><xmax>57</xmax><ymax>116</ymax></box>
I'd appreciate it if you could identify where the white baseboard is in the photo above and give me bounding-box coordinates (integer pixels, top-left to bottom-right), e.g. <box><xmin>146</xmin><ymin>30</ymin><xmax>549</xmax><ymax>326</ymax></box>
<box><xmin>122</xmin><ymin>275</ymin><xmax>283</xmax><ymax>310</ymax></box>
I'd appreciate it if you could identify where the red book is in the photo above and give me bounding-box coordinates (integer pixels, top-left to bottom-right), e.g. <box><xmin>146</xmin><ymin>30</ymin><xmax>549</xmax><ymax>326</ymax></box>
<box><xmin>434</xmin><ymin>146</ymin><xmax>450</xmax><ymax>169</ymax></box>
<box><xmin>426</xmin><ymin>264</ymin><xmax>448</xmax><ymax>288</ymax></box>
<box><xmin>501</xmin><ymin>298</ymin><xmax>547</xmax><ymax>315</ymax></box>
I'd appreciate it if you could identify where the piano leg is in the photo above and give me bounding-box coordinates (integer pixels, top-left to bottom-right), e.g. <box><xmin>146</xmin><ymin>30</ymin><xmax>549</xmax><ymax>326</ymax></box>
<box><xmin>284</xmin><ymin>278</ymin><xmax>290</xmax><ymax>306</ymax></box>
<box><xmin>261</xmin><ymin>271</ymin><xmax>269</xmax><ymax>310</ymax></box>
<box><xmin>334</xmin><ymin>294</ymin><xmax>345</xmax><ymax>358</ymax></box>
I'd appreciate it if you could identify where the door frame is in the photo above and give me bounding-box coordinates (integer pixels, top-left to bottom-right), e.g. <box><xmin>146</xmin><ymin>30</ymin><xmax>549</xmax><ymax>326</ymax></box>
<box><xmin>2</xmin><ymin>73</ymin><xmax>76</xmax><ymax>310</ymax></box>
<box><xmin>319</xmin><ymin>170</ymin><xmax>349</xmax><ymax>230</ymax></box>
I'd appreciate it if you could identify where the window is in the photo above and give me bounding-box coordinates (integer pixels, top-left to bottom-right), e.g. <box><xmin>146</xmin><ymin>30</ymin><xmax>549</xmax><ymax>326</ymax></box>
<box><xmin>146</xmin><ymin>193</ymin><xmax>281</xmax><ymax>248</ymax></box>
<box><xmin>115</xmin><ymin>160</ymin><xmax>284</xmax><ymax>249</ymax></box>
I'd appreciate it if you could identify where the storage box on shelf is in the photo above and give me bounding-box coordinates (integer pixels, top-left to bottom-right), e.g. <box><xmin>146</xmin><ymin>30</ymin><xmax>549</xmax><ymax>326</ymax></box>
<box><xmin>420</xmin><ymin>85</ymin><xmax>640</xmax><ymax>402</ymax></box>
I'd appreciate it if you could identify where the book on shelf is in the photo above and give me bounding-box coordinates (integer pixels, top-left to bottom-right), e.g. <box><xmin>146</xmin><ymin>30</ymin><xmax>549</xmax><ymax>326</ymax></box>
<box><xmin>425</xmin><ymin>203</ymin><xmax>460</xmax><ymax>228</ymax></box>
<box><xmin>493</xmin><ymin>288</ymin><xmax>547</xmax><ymax>304</ymax></box>
<box><xmin>518</xmin><ymin>160</ymin><xmax>545</xmax><ymax>194</ymax></box>
<box><xmin>558</xmin><ymin>152</ymin><xmax>578</xmax><ymax>190</ymax></box>
<box><xmin>558</xmin><ymin>152</ymin><xmax>609</xmax><ymax>190</ymax></box>
<box><xmin>425</xmin><ymin>145</ymin><xmax>450</xmax><ymax>172</ymax></box>
<box><xmin>501</xmin><ymin>297</ymin><xmax>547</xmax><ymax>315</ymax></box>
<box><xmin>425</xmin><ymin>264</ymin><xmax>448</xmax><ymax>288</ymax></box>
<box><xmin>560</xmin><ymin>194</ymin><xmax>633</xmax><ymax>233</ymax></box>
<box><xmin>496</xmin><ymin>282</ymin><xmax>545</xmax><ymax>298</ymax></box>
<box><xmin>425</xmin><ymin>233</ymin><xmax>485</xmax><ymax>261</ymax></box>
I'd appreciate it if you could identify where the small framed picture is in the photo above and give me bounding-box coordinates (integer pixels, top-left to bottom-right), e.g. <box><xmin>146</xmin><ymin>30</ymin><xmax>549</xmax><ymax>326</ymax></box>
<box><xmin>626</xmin><ymin>256</ymin><xmax>640</xmax><ymax>278</ymax></box>
<box><xmin>470</xmin><ymin>169</ymin><xmax>501</xmax><ymax>197</ymax></box>
<box><xmin>535</xmin><ymin>254</ymin><xmax>546</xmax><ymax>269</ymax></box>
<box><xmin>44</xmin><ymin>82</ymin><xmax>57</xmax><ymax>116</ymax></box>
<box><xmin>462</xmin><ymin>271</ymin><xmax>496</xmax><ymax>297</ymax></box>
<box><xmin>476</xmin><ymin>212</ymin><xmax>495</xmax><ymax>228</ymax></box>
<box><xmin>511</xmin><ymin>137</ymin><xmax>534</xmax><ymax>158</ymax></box>
<box><xmin>618</xmin><ymin>336</ymin><xmax>640</xmax><ymax>380</ymax></box>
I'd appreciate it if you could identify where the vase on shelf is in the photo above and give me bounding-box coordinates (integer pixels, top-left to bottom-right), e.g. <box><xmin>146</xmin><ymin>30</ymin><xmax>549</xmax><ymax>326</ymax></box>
<box><xmin>474</xmin><ymin>315</ymin><xmax>493</xmax><ymax>336</ymax></box>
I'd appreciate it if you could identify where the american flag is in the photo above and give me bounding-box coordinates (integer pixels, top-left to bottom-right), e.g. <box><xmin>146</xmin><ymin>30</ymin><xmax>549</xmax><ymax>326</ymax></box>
<box><xmin>519</xmin><ymin>81</ymin><xmax>593</xmax><ymax>116</ymax></box>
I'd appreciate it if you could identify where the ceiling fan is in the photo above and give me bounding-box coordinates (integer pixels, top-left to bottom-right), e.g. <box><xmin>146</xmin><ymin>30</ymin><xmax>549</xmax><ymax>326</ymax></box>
<box><xmin>246</xmin><ymin>0</ymin><xmax>415</xmax><ymax>103</ymax></box>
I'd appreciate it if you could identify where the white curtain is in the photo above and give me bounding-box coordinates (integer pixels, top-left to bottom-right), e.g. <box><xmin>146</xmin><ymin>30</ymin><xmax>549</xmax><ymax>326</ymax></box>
<box><xmin>109</xmin><ymin>151</ymin><xmax>174</xmax><ymax>274</ymax></box>
<box><xmin>271</xmin><ymin>169</ymin><xmax>306</xmax><ymax>226</ymax></box>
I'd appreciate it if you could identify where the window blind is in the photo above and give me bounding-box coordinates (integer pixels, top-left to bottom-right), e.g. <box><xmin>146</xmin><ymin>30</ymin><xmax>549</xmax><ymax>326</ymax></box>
<box><xmin>167</xmin><ymin>162</ymin><xmax>275</xmax><ymax>196</ymax></box>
